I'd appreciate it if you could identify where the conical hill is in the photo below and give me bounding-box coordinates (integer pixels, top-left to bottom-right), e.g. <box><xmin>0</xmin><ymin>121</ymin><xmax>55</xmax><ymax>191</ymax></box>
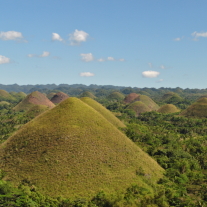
<box><xmin>50</xmin><ymin>92</ymin><xmax>69</xmax><ymax>104</ymax></box>
<box><xmin>13</xmin><ymin>91</ymin><xmax>55</xmax><ymax>112</ymax></box>
<box><xmin>80</xmin><ymin>97</ymin><xmax>125</xmax><ymax>128</ymax></box>
<box><xmin>127</xmin><ymin>101</ymin><xmax>151</xmax><ymax>116</ymax></box>
<box><xmin>107</xmin><ymin>92</ymin><xmax>125</xmax><ymax>100</ymax></box>
<box><xmin>134</xmin><ymin>95</ymin><xmax>159</xmax><ymax>110</ymax></box>
<box><xmin>79</xmin><ymin>91</ymin><xmax>96</xmax><ymax>99</ymax></box>
<box><xmin>157</xmin><ymin>104</ymin><xmax>180</xmax><ymax>114</ymax></box>
<box><xmin>0</xmin><ymin>97</ymin><xmax>163</xmax><ymax>198</ymax></box>
<box><xmin>123</xmin><ymin>93</ymin><xmax>139</xmax><ymax>104</ymax></box>
<box><xmin>0</xmin><ymin>89</ymin><xmax>15</xmax><ymax>101</ymax></box>
<box><xmin>181</xmin><ymin>97</ymin><xmax>207</xmax><ymax>118</ymax></box>
<box><xmin>161</xmin><ymin>92</ymin><xmax>183</xmax><ymax>103</ymax></box>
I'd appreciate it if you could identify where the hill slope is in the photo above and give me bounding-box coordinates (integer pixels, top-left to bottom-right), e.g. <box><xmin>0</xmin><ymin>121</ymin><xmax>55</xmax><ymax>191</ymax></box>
<box><xmin>0</xmin><ymin>97</ymin><xmax>163</xmax><ymax>198</ymax></box>
<box><xmin>134</xmin><ymin>95</ymin><xmax>159</xmax><ymax>110</ymax></box>
<box><xmin>50</xmin><ymin>92</ymin><xmax>69</xmax><ymax>104</ymax></box>
<box><xmin>13</xmin><ymin>91</ymin><xmax>55</xmax><ymax>111</ymax></box>
<box><xmin>123</xmin><ymin>93</ymin><xmax>140</xmax><ymax>104</ymax></box>
<box><xmin>157</xmin><ymin>104</ymin><xmax>180</xmax><ymax>113</ymax></box>
<box><xmin>127</xmin><ymin>101</ymin><xmax>151</xmax><ymax>116</ymax></box>
<box><xmin>80</xmin><ymin>97</ymin><xmax>125</xmax><ymax>128</ymax></box>
<box><xmin>181</xmin><ymin>97</ymin><xmax>207</xmax><ymax>117</ymax></box>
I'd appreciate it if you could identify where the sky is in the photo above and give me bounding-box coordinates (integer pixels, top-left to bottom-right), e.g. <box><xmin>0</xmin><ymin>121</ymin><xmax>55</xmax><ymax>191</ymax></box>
<box><xmin>1</xmin><ymin>0</ymin><xmax>207</xmax><ymax>89</ymax></box>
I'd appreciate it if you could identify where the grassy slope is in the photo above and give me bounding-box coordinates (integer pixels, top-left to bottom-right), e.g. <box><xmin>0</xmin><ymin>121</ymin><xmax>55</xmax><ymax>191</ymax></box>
<box><xmin>0</xmin><ymin>98</ymin><xmax>163</xmax><ymax>198</ymax></box>
<box><xmin>50</xmin><ymin>92</ymin><xmax>69</xmax><ymax>104</ymax></box>
<box><xmin>181</xmin><ymin>97</ymin><xmax>207</xmax><ymax>117</ymax></box>
<box><xmin>123</xmin><ymin>93</ymin><xmax>140</xmax><ymax>104</ymax></box>
<box><xmin>157</xmin><ymin>104</ymin><xmax>180</xmax><ymax>113</ymax></box>
<box><xmin>127</xmin><ymin>101</ymin><xmax>151</xmax><ymax>116</ymax></box>
<box><xmin>80</xmin><ymin>97</ymin><xmax>126</xmax><ymax>128</ymax></box>
<box><xmin>135</xmin><ymin>95</ymin><xmax>159</xmax><ymax>110</ymax></box>
<box><xmin>13</xmin><ymin>91</ymin><xmax>55</xmax><ymax>112</ymax></box>
<box><xmin>0</xmin><ymin>90</ymin><xmax>15</xmax><ymax>101</ymax></box>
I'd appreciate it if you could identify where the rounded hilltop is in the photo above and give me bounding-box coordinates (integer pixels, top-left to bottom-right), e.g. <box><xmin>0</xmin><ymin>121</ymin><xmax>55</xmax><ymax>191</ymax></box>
<box><xmin>107</xmin><ymin>91</ymin><xmax>125</xmax><ymax>100</ymax></box>
<box><xmin>13</xmin><ymin>91</ymin><xmax>55</xmax><ymax>112</ymax></box>
<box><xmin>79</xmin><ymin>91</ymin><xmax>96</xmax><ymax>99</ymax></box>
<box><xmin>0</xmin><ymin>97</ymin><xmax>163</xmax><ymax>198</ymax></box>
<box><xmin>127</xmin><ymin>101</ymin><xmax>151</xmax><ymax>116</ymax></box>
<box><xmin>157</xmin><ymin>104</ymin><xmax>180</xmax><ymax>114</ymax></box>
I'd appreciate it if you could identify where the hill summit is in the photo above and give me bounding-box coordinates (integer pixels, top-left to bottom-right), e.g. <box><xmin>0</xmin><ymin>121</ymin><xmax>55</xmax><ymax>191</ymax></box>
<box><xmin>13</xmin><ymin>91</ymin><xmax>55</xmax><ymax>111</ymax></box>
<box><xmin>50</xmin><ymin>92</ymin><xmax>69</xmax><ymax>104</ymax></box>
<box><xmin>0</xmin><ymin>97</ymin><xmax>163</xmax><ymax>198</ymax></box>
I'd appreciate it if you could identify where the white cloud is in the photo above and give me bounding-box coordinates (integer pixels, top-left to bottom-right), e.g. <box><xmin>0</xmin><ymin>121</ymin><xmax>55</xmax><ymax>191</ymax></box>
<box><xmin>80</xmin><ymin>72</ymin><xmax>94</xmax><ymax>77</ymax></box>
<box><xmin>0</xmin><ymin>31</ymin><xmax>23</xmax><ymax>41</ymax></box>
<box><xmin>40</xmin><ymin>51</ymin><xmax>50</xmax><ymax>57</ymax></box>
<box><xmin>80</xmin><ymin>53</ymin><xmax>94</xmax><ymax>62</ymax></box>
<box><xmin>97</xmin><ymin>58</ymin><xmax>105</xmax><ymax>62</ymax></box>
<box><xmin>174</xmin><ymin>37</ymin><xmax>181</xmax><ymax>41</ymax></box>
<box><xmin>69</xmin><ymin>29</ymin><xmax>89</xmax><ymax>45</ymax></box>
<box><xmin>107</xmin><ymin>57</ymin><xmax>115</xmax><ymax>61</ymax></box>
<box><xmin>142</xmin><ymin>71</ymin><xmax>160</xmax><ymax>78</ymax></box>
<box><xmin>0</xmin><ymin>55</ymin><xmax>10</xmax><ymax>64</ymax></box>
<box><xmin>192</xmin><ymin>31</ymin><xmax>207</xmax><ymax>38</ymax></box>
<box><xmin>52</xmin><ymin>33</ymin><xmax>63</xmax><ymax>41</ymax></box>
<box><xmin>27</xmin><ymin>51</ymin><xmax>50</xmax><ymax>58</ymax></box>
<box><xmin>160</xmin><ymin>65</ymin><xmax>167</xmax><ymax>69</ymax></box>
<box><xmin>119</xmin><ymin>58</ymin><xmax>125</xmax><ymax>61</ymax></box>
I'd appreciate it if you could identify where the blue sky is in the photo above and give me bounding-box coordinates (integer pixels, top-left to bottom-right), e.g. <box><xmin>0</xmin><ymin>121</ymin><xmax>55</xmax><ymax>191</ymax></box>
<box><xmin>1</xmin><ymin>0</ymin><xmax>207</xmax><ymax>88</ymax></box>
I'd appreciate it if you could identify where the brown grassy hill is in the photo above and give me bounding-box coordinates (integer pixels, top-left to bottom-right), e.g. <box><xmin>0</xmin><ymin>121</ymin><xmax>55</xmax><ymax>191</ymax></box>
<box><xmin>107</xmin><ymin>92</ymin><xmax>125</xmax><ymax>100</ymax></box>
<box><xmin>13</xmin><ymin>91</ymin><xmax>55</xmax><ymax>112</ymax></box>
<box><xmin>134</xmin><ymin>95</ymin><xmax>159</xmax><ymax>110</ymax></box>
<box><xmin>123</xmin><ymin>93</ymin><xmax>140</xmax><ymax>104</ymax></box>
<box><xmin>127</xmin><ymin>101</ymin><xmax>151</xmax><ymax>116</ymax></box>
<box><xmin>79</xmin><ymin>91</ymin><xmax>96</xmax><ymax>99</ymax></box>
<box><xmin>50</xmin><ymin>92</ymin><xmax>69</xmax><ymax>104</ymax></box>
<box><xmin>0</xmin><ymin>89</ymin><xmax>15</xmax><ymax>101</ymax></box>
<box><xmin>181</xmin><ymin>97</ymin><xmax>207</xmax><ymax>118</ymax></box>
<box><xmin>80</xmin><ymin>97</ymin><xmax>125</xmax><ymax>128</ymax></box>
<box><xmin>0</xmin><ymin>97</ymin><xmax>163</xmax><ymax>198</ymax></box>
<box><xmin>157</xmin><ymin>104</ymin><xmax>180</xmax><ymax>114</ymax></box>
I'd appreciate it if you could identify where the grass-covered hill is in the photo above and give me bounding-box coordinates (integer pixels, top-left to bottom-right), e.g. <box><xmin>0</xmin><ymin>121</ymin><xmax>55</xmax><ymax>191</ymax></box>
<box><xmin>180</xmin><ymin>97</ymin><xmax>207</xmax><ymax>118</ymax></box>
<box><xmin>79</xmin><ymin>91</ymin><xmax>96</xmax><ymax>99</ymax></box>
<box><xmin>0</xmin><ymin>101</ymin><xmax>10</xmax><ymax>105</ymax></box>
<box><xmin>161</xmin><ymin>92</ymin><xmax>183</xmax><ymax>104</ymax></box>
<box><xmin>123</xmin><ymin>93</ymin><xmax>140</xmax><ymax>104</ymax></box>
<box><xmin>13</xmin><ymin>91</ymin><xmax>55</xmax><ymax>112</ymax></box>
<box><xmin>47</xmin><ymin>92</ymin><xmax>56</xmax><ymax>99</ymax></box>
<box><xmin>157</xmin><ymin>104</ymin><xmax>180</xmax><ymax>114</ymax></box>
<box><xmin>50</xmin><ymin>92</ymin><xmax>69</xmax><ymax>104</ymax></box>
<box><xmin>107</xmin><ymin>91</ymin><xmax>125</xmax><ymax>100</ymax></box>
<box><xmin>80</xmin><ymin>97</ymin><xmax>125</xmax><ymax>128</ymax></box>
<box><xmin>0</xmin><ymin>97</ymin><xmax>163</xmax><ymax>199</ymax></box>
<box><xmin>127</xmin><ymin>101</ymin><xmax>151</xmax><ymax>116</ymax></box>
<box><xmin>134</xmin><ymin>95</ymin><xmax>159</xmax><ymax>111</ymax></box>
<box><xmin>0</xmin><ymin>89</ymin><xmax>15</xmax><ymax>102</ymax></box>
<box><xmin>25</xmin><ymin>105</ymin><xmax>50</xmax><ymax>118</ymax></box>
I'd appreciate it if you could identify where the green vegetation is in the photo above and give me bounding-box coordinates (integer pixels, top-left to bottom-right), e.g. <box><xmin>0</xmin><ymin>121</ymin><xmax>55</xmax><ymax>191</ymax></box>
<box><xmin>0</xmin><ymin>97</ymin><xmax>163</xmax><ymax>199</ymax></box>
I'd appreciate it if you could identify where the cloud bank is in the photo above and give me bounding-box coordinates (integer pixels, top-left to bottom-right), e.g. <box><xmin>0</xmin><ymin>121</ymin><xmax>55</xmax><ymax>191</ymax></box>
<box><xmin>80</xmin><ymin>53</ymin><xmax>94</xmax><ymax>62</ymax></box>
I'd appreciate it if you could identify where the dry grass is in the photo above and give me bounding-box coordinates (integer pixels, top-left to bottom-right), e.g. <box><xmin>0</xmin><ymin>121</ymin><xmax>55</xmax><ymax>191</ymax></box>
<box><xmin>79</xmin><ymin>91</ymin><xmax>96</xmax><ymax>99</ymax></box>
<box><xmin>0</xmin><ymin>97</ymin><xmax>163</xmax><ymax>198</ymax></box>
<box><xmin>134</xmin><ymin>95</ymin><xmax>159</xmax><ymax>110</ymax></box>
<box><xmin>127</xmin><ymin>101</ymin><xmax>151</xmax><ymax>116</ymax></box>
<box><xmin>50</xmin><ymin>92</ymin><xmax>69</xmax><ymax>104</ymax></box>
<box><xmin>107</xmin><ymin>92</ymin><xmax>125</xmax><ymax>100</ymax></box>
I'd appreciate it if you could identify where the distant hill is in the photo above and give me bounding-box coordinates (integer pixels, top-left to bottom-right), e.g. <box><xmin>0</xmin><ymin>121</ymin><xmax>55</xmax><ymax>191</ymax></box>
<box><xmin>161</xmin><ymin>92</ymin><xmax>183</xmax><ymax>104</ymax></box>
<box><xmin>80</xmin><ymin>97</ymin><xmax>125</xmax><ymax>128</ymax></box>
<box><xmin>123</xmin><ymin>93</ymin><xmax>140</xmax><ymax>104</ymax></box>
<box><xmin>157</xmin><ymin>104</ymin><xmax>180</xmax><ymax>113</ymax></box>
<box><xmin>107</xmin><ymin>91</ymin><xmax>125</xmax><ymax>100</ymax></box>
<box><xmin>134</xmin><ymin>95</ymin><xmax>159</xmax><ymax>111</ymax></box>
<box><xmin>0</xmin><ymin>89</ymin><xmax>15</xmax><ymax>102</ymax></box>
<box><xmin>50</xmin><ymin>92</ymin><xmax>69</xmax><ymax>104</ymax></box>
<box><xmin>181</xmin><ymin>97</ymin><xmax>207</xmax><ymax>118</ymax></box>
<box><xmin>127</xmin><ymin>101</ymin><xmax>151</xmax><ymax>116</ymax></box>
<box><xmin>13</xmin><ymin>91</ymin><xmax>55</xmax><ymax>111</ymax></box>
<box><xmin>0</xmin><ymin>97</ymin><xmax>163</xmax><ymax>198</ymax></box>
<box><xmin>79</xmin><ymin>91</ymin><xmax>96</xmax><ymax>99</ymax></box>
